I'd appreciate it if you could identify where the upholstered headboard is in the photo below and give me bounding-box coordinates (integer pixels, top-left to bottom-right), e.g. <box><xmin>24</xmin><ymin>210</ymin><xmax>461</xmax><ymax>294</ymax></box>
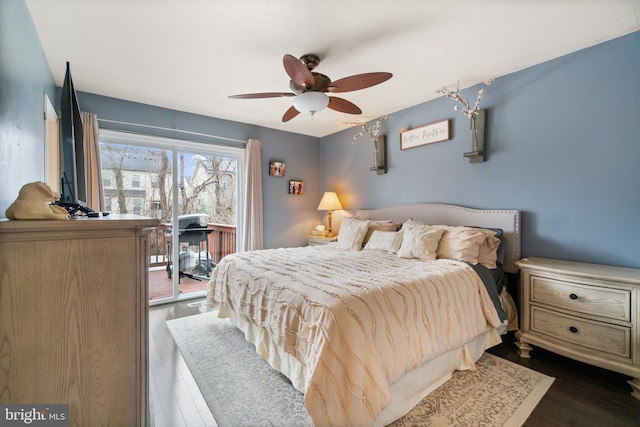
<box><xmin>356</xmin><ymin>203</ymin><xmax>521</xmax><ymax>273</ymax></box>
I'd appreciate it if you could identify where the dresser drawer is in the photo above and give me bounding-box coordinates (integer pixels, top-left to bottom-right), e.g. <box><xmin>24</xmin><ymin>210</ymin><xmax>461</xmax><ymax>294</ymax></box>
<box><xmin>531</xmin><ymin>306</ymin><xmax>631</xmax><ymax>358</ymax></box>
<box><xmin>531</xmin><ymin>275</ymin><xmax>631</xmax><ymax>322</ymax></box>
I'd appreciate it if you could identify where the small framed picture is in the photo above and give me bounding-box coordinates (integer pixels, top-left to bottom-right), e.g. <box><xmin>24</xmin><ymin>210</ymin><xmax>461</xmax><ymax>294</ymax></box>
<box><xmin>269</xmin><ymin>161</ymin><xmax>286</xmax><ymax>176</ymax></box>
<box><xmin>288</xmin><ymin>180</ymin><xmax>304</xmax><ymax>195</ymax></box>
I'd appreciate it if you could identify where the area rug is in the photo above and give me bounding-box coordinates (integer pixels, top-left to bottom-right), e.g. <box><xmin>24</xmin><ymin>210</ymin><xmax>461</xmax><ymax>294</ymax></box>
<box><xmin>167</xmin><ymin>312</ymin><xmax>554</xmax><ymax>427</ymax></box>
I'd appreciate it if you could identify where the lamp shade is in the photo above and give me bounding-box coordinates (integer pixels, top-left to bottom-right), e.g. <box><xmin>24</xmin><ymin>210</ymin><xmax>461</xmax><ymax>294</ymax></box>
<box><xmin>293</xmin><ymin>91</ymin><xmax>330</xmax><ymax>115</ymax></box>
<box><xmin>317</xmin><ymin>191</ymin><xmax>343</xmax><ymax>211</ymax></box>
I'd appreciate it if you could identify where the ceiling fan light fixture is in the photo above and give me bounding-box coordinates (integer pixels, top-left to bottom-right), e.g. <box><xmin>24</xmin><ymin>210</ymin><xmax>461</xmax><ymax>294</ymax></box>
<box><xmin>230</xmin><ymin>52</ymin><xmax>392</xmax><ymax>121</ymax></box>
<box><xmin>293</xmin><ymin>91</ymin><xmax>329</xmax><ymax>115</ymax></box>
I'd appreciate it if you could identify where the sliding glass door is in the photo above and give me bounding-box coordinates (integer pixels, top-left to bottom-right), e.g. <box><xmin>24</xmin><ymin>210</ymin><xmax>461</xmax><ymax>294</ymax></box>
<box><xmin>99</xmin><ymin>130</ymin><xmax>243</xmax><ymax>304</ymax></box>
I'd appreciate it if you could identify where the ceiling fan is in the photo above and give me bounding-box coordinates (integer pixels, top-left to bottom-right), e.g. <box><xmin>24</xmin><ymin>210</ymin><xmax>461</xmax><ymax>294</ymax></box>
<box><xmin>228</xmin><ymin>54</ymin><xmax>393</xmax><ymax>122</ymax></box>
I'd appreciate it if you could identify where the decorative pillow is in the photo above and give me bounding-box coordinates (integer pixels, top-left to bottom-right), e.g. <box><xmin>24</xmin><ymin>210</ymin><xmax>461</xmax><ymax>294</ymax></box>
<box><xmin>336</xmin><ymin>217</ymin><xmax>371</xmax><ymax>251</ymax></box>
<box><xmin>397</xmin><ymin>218</ymin><xmax>423</xmax><ymax>242</ymax></box>
<box><xmin>399</xmin><ymin>218</ymin><xmax>425</xmax><ymax>232</ymax></box>
<box><xmin>437</xmin><ymin>226</ymin><xmax>494</xmax><ymax>264</ymax></box>
<box><xmin>362</xmin><ymin>220</ymin><xmax>401</xmax><ymax>246</ymax></box>
<box><xmin>467</xmin><ymin>227</ymin><xmax>505</xmax><ymax>269</ymax></box>
<box><xmin>397</xmin><ymin>226</ymin><xmax>445</xmax><ymax>260</ymax></box>
<box><xmin>477</xmin><ymin>234</ymin><xmax>501</xmax><ymax>269</ymax></box>
<box><xmin>363</xmin><ymin>230</ymin><xmax>402</xmax><ymax>253</ymax></box>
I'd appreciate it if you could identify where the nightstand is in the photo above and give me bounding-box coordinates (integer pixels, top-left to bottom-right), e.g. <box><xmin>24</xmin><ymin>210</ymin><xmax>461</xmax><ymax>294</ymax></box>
<box><xmin>307</xmin><ymin>235</ymin><xmax>337</xmax><ymax>246</ymax></box>
<box><xmin>515</xmin><ymin>257</ymin><xmax>640</xmax><ymax>400</ymax></box>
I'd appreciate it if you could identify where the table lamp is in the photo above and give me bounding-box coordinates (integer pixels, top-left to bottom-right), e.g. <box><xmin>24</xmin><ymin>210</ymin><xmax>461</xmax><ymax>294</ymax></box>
<box><xmin>317</xmin><ymin>192</ymin><xmax>343</xmax><ymax>237</ymax></box>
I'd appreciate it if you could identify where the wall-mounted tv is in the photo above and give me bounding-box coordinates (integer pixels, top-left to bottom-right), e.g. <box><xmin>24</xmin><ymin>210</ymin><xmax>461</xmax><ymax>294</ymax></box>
<box><xmin>57</xmin><ymin>62</ymin><xmax>96</xmax><ymax>215</ymax></box>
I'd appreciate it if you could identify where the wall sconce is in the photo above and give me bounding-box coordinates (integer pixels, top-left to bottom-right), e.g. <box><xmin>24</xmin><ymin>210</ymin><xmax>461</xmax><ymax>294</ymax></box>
<box><xmin>346</xmin><ymin>115</ymin><xmax>389</xmax><ymax>174</ymax></box>
<box><xmin>437</xmin><ymin>79</ymin><xmax>493</xmax><ymax>163</ymax></box>
<box><xmin>317</xmin><ymin>192</ymin><xmax>343</xmax><ymax>236</ymax></box>
<box><xmin>464</xmin><ymin>109</ymin><xmax>486</xmax><ymax>163</ymax></box>
<box><xmin>370</xmin><ymin>136</ymin><xmax>387</xmax><ymax>174</ymax></box>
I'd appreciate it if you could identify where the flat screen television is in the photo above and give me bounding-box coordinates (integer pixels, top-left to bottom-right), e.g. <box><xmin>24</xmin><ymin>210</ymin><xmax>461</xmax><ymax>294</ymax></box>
<box><xmin>57</xmin><ymin>62</ymin><xmax>96</xmax><ymax>215</ymax></box>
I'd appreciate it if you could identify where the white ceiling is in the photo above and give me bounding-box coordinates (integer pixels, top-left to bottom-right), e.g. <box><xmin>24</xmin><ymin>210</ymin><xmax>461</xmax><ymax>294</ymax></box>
<box><xmin>25</xmin><ymin>0</ymin><xmax>640</xmax><ymax>138</ymax></box>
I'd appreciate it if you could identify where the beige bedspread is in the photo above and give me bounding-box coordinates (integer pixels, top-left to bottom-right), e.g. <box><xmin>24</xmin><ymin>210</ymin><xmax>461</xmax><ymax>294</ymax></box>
<box><xmin>207</xmin><ymin>246</ymin><xmax>502</xmax><ymax>427</ymax></box>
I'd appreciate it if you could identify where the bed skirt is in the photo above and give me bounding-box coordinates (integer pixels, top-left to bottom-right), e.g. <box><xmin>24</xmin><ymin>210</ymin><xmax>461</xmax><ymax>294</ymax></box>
<box><xmin>218</xmin><ymin>305</ymin><xmax>504</xmax><ymax>426</ymax></box>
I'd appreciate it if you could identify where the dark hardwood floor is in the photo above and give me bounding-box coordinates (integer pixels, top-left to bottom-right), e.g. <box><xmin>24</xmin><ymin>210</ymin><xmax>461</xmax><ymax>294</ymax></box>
<box><xmin>487</xmin><ymin>336</ymin><xmax>640</xmax><ymax>427</ymax></box>
<box><xmin>150</xmin><ymin>299</ymin><xmax>640</xmax><ymax>426</ymax></box>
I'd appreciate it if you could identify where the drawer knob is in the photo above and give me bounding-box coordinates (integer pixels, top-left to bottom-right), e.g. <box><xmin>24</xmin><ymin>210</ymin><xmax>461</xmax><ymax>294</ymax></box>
<box><xmin>569</xmin><ymin>326</ymin><xmax>579</xmax><ymax>333</ymax></box>
<box><xmin>569</xmin><ymin>293</ymin><xmax>578</xmax><ymax>300</ymax></box>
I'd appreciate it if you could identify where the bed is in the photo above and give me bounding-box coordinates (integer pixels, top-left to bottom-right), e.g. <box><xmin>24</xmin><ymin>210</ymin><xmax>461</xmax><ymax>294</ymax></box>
<box><xmin>207</xmin><ymin>202</ymin><xmax>521</xmax><ymax>426</ymax></box>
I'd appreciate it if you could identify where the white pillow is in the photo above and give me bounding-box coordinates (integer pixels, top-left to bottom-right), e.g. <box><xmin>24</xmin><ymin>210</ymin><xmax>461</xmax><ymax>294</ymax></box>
<box><xmin>362</xmin><ymin>220</ymin><xmax>400</xmax><ymax>247</ymax></box>
<box><xmin>399</xmin><ymin>218</ymin><xmax>425</xmax><ymax>232</ymax></box>
<box><xmin>397</xmin><ymin>226</ymin><xmax>445</xmax><ymax>260</ymax></box>
<box><xmin>363</xmin><ymin>230</ymin><xmax>402</xmax><ymax>253</ymax></box>
<box><xmin>336</xmin><ymin>217</ymin><xmax>370</xmax><ymax>251</ymax></box>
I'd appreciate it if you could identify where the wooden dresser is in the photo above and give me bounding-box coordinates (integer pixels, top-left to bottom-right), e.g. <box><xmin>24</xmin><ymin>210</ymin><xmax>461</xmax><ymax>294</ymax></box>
<box><xmin>0</xmin><ymin>215</ymin><xmax>159</xmax><ymax>426</ymax></box>
<box><xmin>515</xmin><ymin>257</ymin><xmax>640</xmax><ymax>399</ymax></box>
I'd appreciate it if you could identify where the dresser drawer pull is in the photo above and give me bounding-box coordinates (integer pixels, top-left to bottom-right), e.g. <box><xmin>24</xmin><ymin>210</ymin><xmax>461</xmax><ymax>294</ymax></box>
<box><xmin>569</xmin><ymin>326</ymin><xmax>579</xmax><ymax>333</ymax></box>
<box><xmin>569</xmin><ymin>293</ymin><xmax>578</xmax><ymax>300</ymax></box>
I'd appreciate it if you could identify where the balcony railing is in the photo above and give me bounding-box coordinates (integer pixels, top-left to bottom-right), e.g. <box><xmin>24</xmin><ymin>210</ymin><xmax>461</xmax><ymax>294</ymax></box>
<box><xmin>149</xmin><ymin>223</ymin><xmax>237</xmax><ymax>268</ymax></box>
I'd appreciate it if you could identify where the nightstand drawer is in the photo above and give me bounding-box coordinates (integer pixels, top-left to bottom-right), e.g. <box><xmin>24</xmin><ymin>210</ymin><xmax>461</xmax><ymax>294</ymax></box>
<box><xmin>531</xmin><ymin>306</ymin><xmax>631</xmax><ymax>358</ymax></box>
<box><xmin>531</xmin><ymin>275</ymin><xmax>630</xmax><ymax>322</ymax></box>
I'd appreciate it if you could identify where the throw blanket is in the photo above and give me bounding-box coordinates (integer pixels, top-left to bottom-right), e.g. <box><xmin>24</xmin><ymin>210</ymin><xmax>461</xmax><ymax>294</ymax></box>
<box><xmin>207</xmin><ymin>246</ymin><xmax>502</xmax><ymax>427</ymax></box>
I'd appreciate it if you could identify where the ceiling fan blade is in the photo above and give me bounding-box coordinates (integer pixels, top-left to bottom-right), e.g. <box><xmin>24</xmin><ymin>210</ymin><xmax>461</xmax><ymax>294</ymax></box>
<box><xmin>327</xmin><ymin>96</ymin><xmax>362</xmax><ymax>115</ymax></box>
<box><xmin>328</xmin><ymin>72</ymin><xmax>393</xmax><ymax>93</ymax></box>
<box><xmin>283</xmin><ymin>54</ymin><xmax>314</xmax><ymax>88</ymax></box>
<box><xmin>282</xmin><ymin>106</ymin><xmax>300</xmax><ymax>122</ymax></box>
<box><xmin>229</xmin><ymin>92</ymin><xmax>295</xmax><ymax>99</ymax></box>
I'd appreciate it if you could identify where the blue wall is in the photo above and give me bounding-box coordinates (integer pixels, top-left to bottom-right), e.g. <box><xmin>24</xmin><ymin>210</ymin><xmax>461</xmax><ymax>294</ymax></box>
<box><xmin>0</xmin><ymin>0</ymin><xmax>56</xmax><ymax>212</ymax></box>
<box><xmin>319</xmin><ymin>31</ymin><xmax>640</xmax><ymax>269</ymax></box>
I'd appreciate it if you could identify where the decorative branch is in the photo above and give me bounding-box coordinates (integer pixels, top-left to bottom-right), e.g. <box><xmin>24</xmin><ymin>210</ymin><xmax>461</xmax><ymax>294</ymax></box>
<box><xmin>436</xmin><ymin>78</ymin><xmax>494</xmax><ymax>119</ymax></box>
<box><xmin>345</xmin><ymin>115</ymin><xmax>390</xmax><ymax>144</ymax></box>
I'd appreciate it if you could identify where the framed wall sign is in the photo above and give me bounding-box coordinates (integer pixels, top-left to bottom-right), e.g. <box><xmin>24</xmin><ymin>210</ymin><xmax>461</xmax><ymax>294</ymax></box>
<box><xmin>400</xmin><ymin>119</ymin><xmax>450</xmax><ymax>150</ymax></box>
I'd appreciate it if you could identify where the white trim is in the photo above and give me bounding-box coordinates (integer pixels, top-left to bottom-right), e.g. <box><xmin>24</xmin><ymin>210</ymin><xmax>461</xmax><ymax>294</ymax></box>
<box><xmin>99</xmin><ymin>129</ymin><xmax>244</xmax><ymax>157</ymax></box>
<box><xmin>97</xmin><ymin>118</ymin><xmax>246</xmax><ymax>145</ymax></box>
<box><xmin>44</xmin><ymin>93</ymin><xmax>60</xmax><ymax>193</ymax></box>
